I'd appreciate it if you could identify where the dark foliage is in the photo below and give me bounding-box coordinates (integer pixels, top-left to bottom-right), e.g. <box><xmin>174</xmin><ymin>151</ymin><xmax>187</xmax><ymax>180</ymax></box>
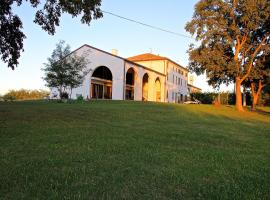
<box><xmin>190</xmin><ymin>92</ymin><xmax>218</xmax><ymax>104</ymax></box>
<box><xmin>3</xmin><ymin>89</ymin><xmax>49</xmax><ymax>101</ymax></box>
<box><xmin>60</xmin><ymin>91</ymin><xmax>69</xmax><ymax>99</ymax></box>
<box><xmin>43</xmin><ymin>40</ymin><xmax>90</xmax><ymax>99</ymax></box>
<box><xmin>191</xmin><ymin>92</ymin><xmax>252</xmax><ymax>106</ymax></box>
<box><xmin>186</xmin><ymin>0</ymin><xmax>270</xmax><ymax>111</ymax></box>
<box><xmin>0</xmin><ymin>0</ymin><xmax>102</xmax><ymax>69</ymax></box>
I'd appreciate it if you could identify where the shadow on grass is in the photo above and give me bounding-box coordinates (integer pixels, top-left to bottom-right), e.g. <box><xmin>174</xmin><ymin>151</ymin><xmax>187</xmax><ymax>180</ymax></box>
<box><xmin>255</xmin><ymin>108</ymin><xmax>270</xmax><ymax>116</ymax></box>
<box><xmin>175</xmin><ymin>104</ymin><xmax>270</xmax><ymax>124</ymax></box>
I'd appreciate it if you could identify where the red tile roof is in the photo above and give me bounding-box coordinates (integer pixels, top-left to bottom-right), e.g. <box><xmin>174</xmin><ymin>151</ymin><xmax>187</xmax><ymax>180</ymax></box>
<box><xmin>127</xmin><ymin>53</ymin><xmax>167</xmax><ymax>62</ymax></box>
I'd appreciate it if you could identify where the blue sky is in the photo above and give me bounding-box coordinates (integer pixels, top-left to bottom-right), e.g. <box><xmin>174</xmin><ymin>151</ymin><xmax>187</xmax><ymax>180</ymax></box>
<box><xmin>0</xmin><ymin>0</ymin><xmax>217</xmax><ymax>94</ymax></box>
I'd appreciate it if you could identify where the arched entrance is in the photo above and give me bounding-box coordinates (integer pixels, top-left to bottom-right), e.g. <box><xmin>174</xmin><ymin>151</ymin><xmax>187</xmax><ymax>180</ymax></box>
<box><xmin>125</xmin><ymin>68</ymin><xmax>135</xmax><ymax>100</ymax></box>
<box><xmin>91</xmin><ymin>66</ymin><xmax>112</xmax><ymax>99</ymax></box>
<box><xmin>142</xmin><ymin>73</ymin><xmax>149</xmax><ymax>101</ymax></box>
<box><xmin>155</xmin><ymin>77</ymin><xmax>161</xmax><ymax>102</ymax></box>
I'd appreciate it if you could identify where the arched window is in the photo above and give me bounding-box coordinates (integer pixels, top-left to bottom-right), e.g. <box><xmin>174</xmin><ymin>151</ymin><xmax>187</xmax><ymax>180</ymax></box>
<box><xmin>91</xmin><ymin>66</ymin><xmax>112</xmax><ymax>99</ymax></box>
<box><xmin>142</xmin><ymin>73</ymin><xmax>149</xmax><ymax>101</ymax></box>
<box><xmin>126</xmin><ymin>68</ymin><xmax>135</xmax><ymax>100</ymax></box>
<box><xmin>155</xmin><ymin>78</ymin><xmax>161</xmax><ymax>102</ymax></box>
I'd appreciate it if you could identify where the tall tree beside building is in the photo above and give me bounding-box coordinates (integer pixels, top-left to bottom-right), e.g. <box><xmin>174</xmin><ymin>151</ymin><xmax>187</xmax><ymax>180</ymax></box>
<box><xmin>43</xmin><ymin>40</ymin><xmax>89</xmax><ymax>99</ymax></box>
<box><xmin>0</xmin><ymin>0</ymin><xmax>102</xmax><ymax>70</ymax></box>
<box><xmin>185</xmin><ymin>0</ymin><xmax>270</xmax><ymax>111</ymax></box>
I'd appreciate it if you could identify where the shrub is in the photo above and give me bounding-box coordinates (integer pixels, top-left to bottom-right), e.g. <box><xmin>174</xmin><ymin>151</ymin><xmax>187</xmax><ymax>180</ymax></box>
<box><xmin>76</xmin><ymin>95</ymin><xmax>84</xmax><ymax>102</ymax></box>
<box><xmin>228</xmin><ymin>93</ymin><xmax>236</xmax><ymax>105</ymax></box>
<box><xmin>190</xmin><ymin>92</ymin><xmax>218</xmax><ymax>104</ymax></box>
<box><xmin>3</xmin><ymin>94</ymin><xmax>16</xmax><ymax>101</ymax></box>
<box><xmin>60</xmin><ymin>92</ymin><xmax>69</xmax><ymax>99</ymax></box>
<box><xmin>3</xmin><ymin>89</ymin><xmax>49</xmax><ymax>100</ymax></box>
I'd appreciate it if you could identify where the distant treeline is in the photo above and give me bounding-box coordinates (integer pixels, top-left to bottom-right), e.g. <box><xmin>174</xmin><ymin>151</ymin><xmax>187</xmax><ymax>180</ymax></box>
<box><xmin>191</xmin><ymin>90</ymin><xmax>270</xmax><ymax>106</ymax></box>
<box><xmin>1</xmin><ymin>89</ymin><xmax>50</xmax><ymax>101</ymax></box>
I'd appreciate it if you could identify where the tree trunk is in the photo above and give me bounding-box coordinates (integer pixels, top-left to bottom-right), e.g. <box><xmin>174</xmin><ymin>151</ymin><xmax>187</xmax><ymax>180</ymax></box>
<box><xmin>59</xmin><ymin>86</ymin><xmax>63</xmax><ymax>99</ymax></box>
<box><xmin>252</xmin><ymin>93</ymin><xmax>259</xmax><ymax>111</ymax></box>
<box><xmin>235</xmin><ymin>77</ymin><xmax>243</xmax><ymax>111</ymax></box>
<box><xmin>251</xmin><ymin>81</ymin><xmax>265</xmax><ymax>111</ymax></box>
<box><xmin>243</xmin><ymin>87</ymin><xmax>246</xmax><ymax>107</ymax></box>
<box><xmin>70</xmin><ymin>88</ymin><xmax>73</xmax><ymax>99</ymax></box>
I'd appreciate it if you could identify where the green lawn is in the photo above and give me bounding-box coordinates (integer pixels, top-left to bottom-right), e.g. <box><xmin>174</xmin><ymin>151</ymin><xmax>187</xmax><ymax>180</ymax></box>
<box><xmin>0</xmin><ymin>101</ymin><xmax>270</xmax><ymax>199</ymax></box>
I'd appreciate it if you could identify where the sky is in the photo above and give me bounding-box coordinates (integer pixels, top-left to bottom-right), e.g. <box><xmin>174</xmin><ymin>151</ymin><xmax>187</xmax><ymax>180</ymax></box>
<box><xmin>0</xmin><ymin>0</ymin><xmax>230</xmax><ymax>95</ymax></box>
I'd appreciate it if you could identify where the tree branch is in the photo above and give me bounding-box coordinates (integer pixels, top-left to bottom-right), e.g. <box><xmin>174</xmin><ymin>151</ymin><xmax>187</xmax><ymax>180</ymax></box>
<box><xmin>241</xmin><ymin>33</ymin><xmax>270</xmax><ymax>82</ymax></box>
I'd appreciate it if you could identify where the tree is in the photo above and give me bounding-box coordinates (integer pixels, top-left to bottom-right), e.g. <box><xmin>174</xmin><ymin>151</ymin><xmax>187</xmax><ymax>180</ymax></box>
<box><xmin>43</xmin><ymin>40</ymin><xmax>71</xmax><ymax>97</ymax></box>
<box><xmin>185</xmin><ymin>0</ymin><xmax>270</xmax><ymax>111</ymax></box>
<box><xmin>0</xmin><ymin>0</ymin><xmax>102</xmax><ymax>70</ymax></box>
<box><xmin>247</xmin><ymin>54</ymin><xmax>270</xmax><ymax>110</ymax></box>
<box><xmin>3</xmin><ymin>89</ymin><xmax>50</xmax><ymax>100</ymax></box>
<box><xmin>65</xmin><ymin>53</ymin><xmax>91</xmax><ymax>98</ymax></box>
<box><xmin>43</xmin><ymin>40</ymin><xmax>90</xmax><ymax>99</ymax></box>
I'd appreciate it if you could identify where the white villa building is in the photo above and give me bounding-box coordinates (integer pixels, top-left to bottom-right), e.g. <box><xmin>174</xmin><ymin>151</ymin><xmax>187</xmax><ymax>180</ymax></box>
<box><xmin>51</xmin><ymin>44</ymin><xmax>194</xmax><ymax>103</ymax></box>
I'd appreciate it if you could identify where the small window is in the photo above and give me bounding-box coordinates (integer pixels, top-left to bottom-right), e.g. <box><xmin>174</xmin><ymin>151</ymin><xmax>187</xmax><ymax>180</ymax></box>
<box><xmin>172</xmin><ymin>92</ymin><xmax>174</xmax><ymax>100</ymax></box>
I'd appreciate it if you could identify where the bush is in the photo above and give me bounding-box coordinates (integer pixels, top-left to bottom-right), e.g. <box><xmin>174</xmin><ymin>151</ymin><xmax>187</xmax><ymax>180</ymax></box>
<box><xmin>3</xmin><ymin>89</ymin><xmax>49</xmax><ymax>100</ymax></box>
<box><xmin>228</xmin><ymin>93</ymin><xmax>236</xmax><ymax>105</ymax></box>
<box><xmin>60</xmin><ymin>92</ymin><xmax>69</xmax><ymax>99</ymax></box>
<box><xmin>76</xmin><ymin>95</ymin><xmax>84</xmax><ymax>102</ymax></box>
<box><xmin>264</xmin><ymin>93</ymin><xmax>270</xmax><ymax>106</ymax></box>
<box><xmin>3</xmin><ymin>94</ymin><xmax>16</xmax><ymax>101</ymax></box>
<box><xmin>190</xmin><ymin>92</ymin><xmax>218</xmax><ymax>104</ymax></box>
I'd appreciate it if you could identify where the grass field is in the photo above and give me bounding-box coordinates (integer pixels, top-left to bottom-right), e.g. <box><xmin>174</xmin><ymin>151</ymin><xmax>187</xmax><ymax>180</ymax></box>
<box><xmin>0</xmin><ymin>101</ymin><xmax>270</xmax><ymax>199</ymax></box>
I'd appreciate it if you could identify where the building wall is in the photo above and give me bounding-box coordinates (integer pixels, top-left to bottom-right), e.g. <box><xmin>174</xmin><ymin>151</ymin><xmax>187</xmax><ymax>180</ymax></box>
<box><xmin>132</xmin><ymin>59</ymin><xmax>188</xmax><ymax>103</ymax></box>
<box><xmin>124</xmin><ymin>62</ymin><xmax>165</xmax><ymax>102</ymax></box>
<box><xmin>167</xmin><ymin>61</ymin><xmax>188</xmax><ymax>103</ymax></box>
<box><xmin>134</xmin><ymin>60</ymin><xmax>166</xmax><ymax>75</ymax></box>
<box><xmin>51</xmin><ymin>45</ymin><xmax>125</xmax><ymax>100</ymax></box>
<box><xmin>50</xmin><ymin>45</ymin><xmax>166</xmax><ymax>102</ymax></box>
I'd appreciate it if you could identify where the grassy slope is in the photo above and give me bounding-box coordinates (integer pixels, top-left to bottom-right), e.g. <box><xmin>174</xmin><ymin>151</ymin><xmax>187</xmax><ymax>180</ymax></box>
<box><xmin>0</xmin><ymin>101</ymin><xmax>269</xmax><ymax>199</ymax></box>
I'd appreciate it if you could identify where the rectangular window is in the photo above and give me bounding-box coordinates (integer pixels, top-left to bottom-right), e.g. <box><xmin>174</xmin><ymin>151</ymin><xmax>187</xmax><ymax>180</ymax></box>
<box><xmin>172</xmin><ymin>92</ymin><xmax>174</xmax><ymax>100</ymax></box>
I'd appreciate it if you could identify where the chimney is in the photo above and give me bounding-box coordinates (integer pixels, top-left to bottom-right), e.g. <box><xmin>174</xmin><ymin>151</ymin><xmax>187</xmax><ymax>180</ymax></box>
<box><xmin>111</xmin><ymin>49</ymin><xmax>118</xmax><ymax>56</ymax></box>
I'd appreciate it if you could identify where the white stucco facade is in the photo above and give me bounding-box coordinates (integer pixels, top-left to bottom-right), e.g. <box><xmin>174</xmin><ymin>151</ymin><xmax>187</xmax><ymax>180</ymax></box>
<box><xmin>50</xmin><ymin>44</ymin><xmax>190</xmax><ymax>103</ymax></box>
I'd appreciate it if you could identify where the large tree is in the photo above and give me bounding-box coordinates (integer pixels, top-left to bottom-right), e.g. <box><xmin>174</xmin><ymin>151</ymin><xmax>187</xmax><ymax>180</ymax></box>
<box><xmin>186</xmin><ymin>0</ymin><xmax>270</xmax><ymax>111</ymax></box>
<box><xmin>0</xmin><ymin>0</ymin><xmax>102</xmax><ymax>70</ymax></box>
<box><xmin>247</xmin><ymin>54</ymin><xmax>270</xmax><ymax>110</ymax></box>
<box><xmin>43</xmin><ymin>40</ymin><xmax>89</xmax><ymax>99</ymax></box>
<box><xmin>64</xmin><ymin>52</ymin><xmax>91</xmax><ymax>99</ymax></box>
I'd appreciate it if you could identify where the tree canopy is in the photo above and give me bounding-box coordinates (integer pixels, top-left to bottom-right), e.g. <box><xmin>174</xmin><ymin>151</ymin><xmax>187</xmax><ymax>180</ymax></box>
<box><xmin>0</xmin><ymin>0</ymin><xmax>102</xmax><ymax>70</ymax></box>
<box><xmin>43</xmin><ymin>40</ymin><xmax>90</xmax><ymax>99</ymax></box>
<box><xmin>185</xmin><ymin>0</ymin><xmax>270</xmax><ymax>111</ymax></box>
